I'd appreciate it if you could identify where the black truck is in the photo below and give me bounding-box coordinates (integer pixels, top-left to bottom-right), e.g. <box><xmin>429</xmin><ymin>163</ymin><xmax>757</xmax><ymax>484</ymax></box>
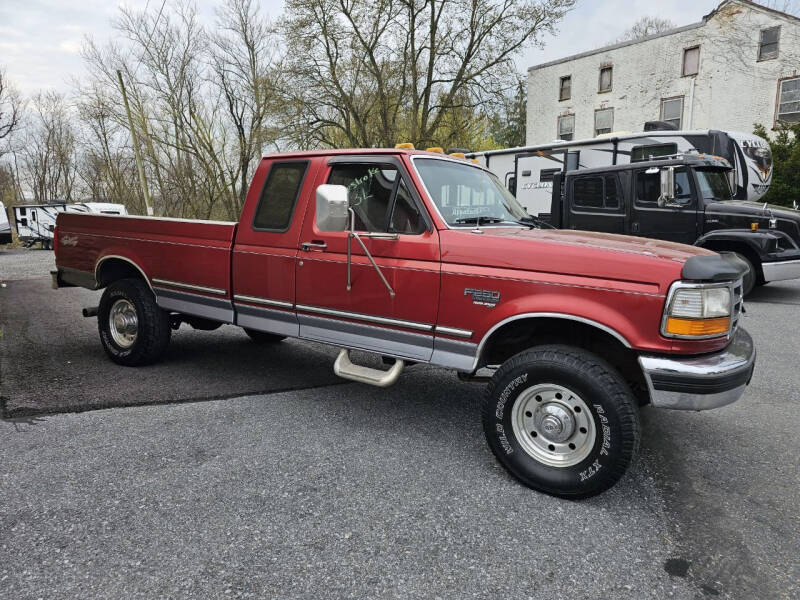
<box><xmin>548</xmin><ymin>153</ymin><xmax>800</xmax><ymax>295</ymax></box>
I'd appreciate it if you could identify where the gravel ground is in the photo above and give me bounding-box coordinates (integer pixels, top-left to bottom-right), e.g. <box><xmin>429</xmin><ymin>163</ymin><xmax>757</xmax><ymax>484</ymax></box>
<box><xmin>1</xmin><ymin>247</ymin><xmax>798</xmax><ymax>599</ymax></box>
<box><xmin>0</xmin><ymin>248</ymin><xmax>55</xmax><ymax>282</ymax></box>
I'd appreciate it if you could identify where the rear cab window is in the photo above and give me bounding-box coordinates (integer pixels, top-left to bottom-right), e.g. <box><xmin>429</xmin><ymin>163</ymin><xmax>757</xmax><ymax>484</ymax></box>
<box><xmin>252</xmin><ymin>161</ymin><xmax>309</xmax><ymax>231</ymax></box>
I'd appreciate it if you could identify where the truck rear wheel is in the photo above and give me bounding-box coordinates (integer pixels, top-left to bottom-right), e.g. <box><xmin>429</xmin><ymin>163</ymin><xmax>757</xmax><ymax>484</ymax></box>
<box><xmin>98</xmin><ymin>278</ymin><xmax>171</xmax><ymax>366</ymax></box>
<box><xmin>482</xmin><ymin>345</ymin><xmax>640</xmax><ymax>499</ymax></box>
<box><xmin>243</xmin><ymin>328</ymin><xmax>286</xmax><ymax>344</ymax></box>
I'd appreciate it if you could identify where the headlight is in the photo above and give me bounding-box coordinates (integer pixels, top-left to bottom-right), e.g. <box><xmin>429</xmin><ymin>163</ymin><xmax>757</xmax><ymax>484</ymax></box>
<box><xmin>662</xmin><ymin>283</ymin><xmax>731</xmax><ymax>338</ymax></box>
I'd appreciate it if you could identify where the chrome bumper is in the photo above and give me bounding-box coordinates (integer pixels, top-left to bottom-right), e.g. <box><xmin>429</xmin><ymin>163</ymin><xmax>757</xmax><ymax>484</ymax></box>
<box><xmin>638</xmin><ymin>328</ymin><xmax>755</xmax><ymax>411</ymax></box>
<box><xmin>761</xmin><ymin>258</ymin><xmax>800</xmax><ymax>283</ymax></box>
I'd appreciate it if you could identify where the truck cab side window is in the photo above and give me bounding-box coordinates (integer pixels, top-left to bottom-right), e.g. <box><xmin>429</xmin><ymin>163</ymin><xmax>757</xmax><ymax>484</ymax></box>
<box><xmin>573</xmin><ymin>175</ymin><xmax>620</xmax><ymax>210</ymax></box>
<box><xmin>327</xmin><ymin>164</ymin><xmax>424</xmax><ymax>235</ymax></box>
<box><xmin>635</xmin><ymin>169</ymin><xmax>692</xmax><ymax>205</ymax></box>
<box><xmin>253</xmin><ymin>161</ymin><xmax>308</xmax><ymax>231</ymax></box>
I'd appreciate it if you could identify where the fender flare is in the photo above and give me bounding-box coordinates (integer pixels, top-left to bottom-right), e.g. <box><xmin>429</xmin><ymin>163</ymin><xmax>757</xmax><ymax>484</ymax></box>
<box><xmin>94</xmin><ymin>254</ymin><xmax>153</xmax><ymax>291</ymax></box>
<box><xmin>695</xmin><ymin>229</ymin><xmax>789</xmax><ymax>261</ymax></box>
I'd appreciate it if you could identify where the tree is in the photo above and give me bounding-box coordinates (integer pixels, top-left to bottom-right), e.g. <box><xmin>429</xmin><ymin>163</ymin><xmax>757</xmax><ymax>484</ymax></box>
<box><xmin>487</xmin><ymin>77</ymin><xmax>527</xmax><ymax>149</ymax></box>
<box><xmin>614</xmin><ymin>16</ymin><xmax>675</xmax><ymax>44</ymax></box>
<box><xmin>280</xmin><ymin>0</ymin><xmax>576</xmax><ymax>149</ymax></box>
<box><xmin>754</xmin><ymin>122</ymin><xmax>800</xmax><ymax>208</ymax></box>
<box><xmin>0</xmin><ymin>68</ymin><xmax>23</xmax><ymax>152</ymax></box>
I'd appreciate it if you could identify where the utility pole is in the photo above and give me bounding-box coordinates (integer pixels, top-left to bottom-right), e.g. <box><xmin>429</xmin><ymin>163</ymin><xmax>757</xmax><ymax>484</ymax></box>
<box><xmin>117</xmin><ymin>69</ymin><xmax>154</xmax><ymax>216</ymax></box>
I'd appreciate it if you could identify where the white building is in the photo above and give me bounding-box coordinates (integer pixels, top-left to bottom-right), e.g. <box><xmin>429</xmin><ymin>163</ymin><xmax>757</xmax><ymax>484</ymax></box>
<box><xmin>526</xmin><ymin>0</ymin><xmax>800</xmax><ymax>144</ymax></box>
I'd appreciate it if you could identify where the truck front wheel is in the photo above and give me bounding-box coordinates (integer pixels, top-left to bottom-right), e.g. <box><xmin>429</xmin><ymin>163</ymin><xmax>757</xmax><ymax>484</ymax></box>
<box><xmin>482</xmin><ymin>345</ymin><xmax>640</xmax><ymax>498</ymax></box>
<box><xmin>98</xmin><ymin>278</ymin><xmax>171</xmax><ymax>366</ymax></box>
<box><xmin>732</xmin><ymin>252</ymin><xmax>756</xmax><ymax>296</ymax></box>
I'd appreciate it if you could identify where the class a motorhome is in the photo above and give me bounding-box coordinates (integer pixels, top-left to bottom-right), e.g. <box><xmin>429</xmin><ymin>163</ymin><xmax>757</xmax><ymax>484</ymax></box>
<box><xmin>468</xmin><ymin>128</ymin><xmax>773</xmax><ymax>217</ymax></box>
<box><xmin>13</xmin><ymin>202</ymin><xmax>128</xmax><ymax>249</ymax></box>
<box><xmin>0</xmin><ymin>201</ymin><xmax>11</xmax><ymax>244</ymax></box>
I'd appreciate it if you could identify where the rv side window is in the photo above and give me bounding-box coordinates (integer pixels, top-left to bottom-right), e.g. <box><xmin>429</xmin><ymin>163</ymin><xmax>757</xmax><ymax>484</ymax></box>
<box><xmin>572</xmin><ymin>175</ymin><xmax>620</xmax><ymax>210</ymax></box>
<box><xmin>631</xmin><ymin>143</ymin><xmax>678</xmax><ymax>162</ymax></box>
<box><xmin>540</xmin><ymin>168</ymin><xmax>561</xmax><ymax>183</ymax></box>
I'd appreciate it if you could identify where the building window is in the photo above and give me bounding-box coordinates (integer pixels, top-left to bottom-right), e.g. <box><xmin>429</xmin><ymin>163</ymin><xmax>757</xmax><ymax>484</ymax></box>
<box><xmin>558</xmin><ymin>114</ymin><xmax>575</xmax><ymax>141</ymax></box>
<box><xmin>682</xmin><ymin>46</ymin><xmax>700</xmax><ymax>76</ymax></box>
<box><xmin>594</xmin><ymin>108</ymin><xmax>614</xmax><ymax>136</ymax></box>
<box><xmin>776</xmin><ymin>77</ymin><xmax>800</xmax><ymax>124</ymax></box>
<box><xmin>598</xmin><ymin>66</ymin><xmax>612</xmax><ymax>93</ymax></box>
<box><xmin>559</xmin><ymin>76</ymin><xmax>571</xmax><ymax>101</ymax></box>
<box><xmin>660</xmin><ymin>97</ymin><xmax>684</xmax><ymax>129</ymax></box>
<box><xmin>758</xmin><ymin>26</ymin><xmax>780</xmax><ymax>61</ymax></box>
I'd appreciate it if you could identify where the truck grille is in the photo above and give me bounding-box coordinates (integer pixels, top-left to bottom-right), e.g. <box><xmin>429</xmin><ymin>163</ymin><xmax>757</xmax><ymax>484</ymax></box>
<box><xmin>730</xmin><ymin>280</ymin><xmax>743</xmax><ymax>335</ymax></box>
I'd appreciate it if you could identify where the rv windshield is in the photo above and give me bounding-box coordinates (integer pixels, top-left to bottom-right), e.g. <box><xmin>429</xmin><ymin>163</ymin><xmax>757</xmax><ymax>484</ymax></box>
<box><xmin>413</xmin><ymin>158</ymin><xmax>529</xmax><ymax>227</ymax></box>
<box><xmin>695</xmin><ymin>168</ymin><xmax>733</xmax><ymax>201</ymax></box>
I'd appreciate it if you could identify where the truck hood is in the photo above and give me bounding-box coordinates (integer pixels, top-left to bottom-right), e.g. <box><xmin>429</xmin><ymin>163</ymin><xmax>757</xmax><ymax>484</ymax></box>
<box><xmin>439</xmin><ymin>227</ymin><xmax>713</xmax><ymax>292</ymax></box>
<box><xmin>705</xmin><ymin>200</ymin><xmax>800</xmax><ymax>244</ymax></box>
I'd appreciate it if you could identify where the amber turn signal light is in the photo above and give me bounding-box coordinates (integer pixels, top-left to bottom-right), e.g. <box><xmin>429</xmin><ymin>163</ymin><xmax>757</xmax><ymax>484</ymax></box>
<box><xmin>664</xmin><ymin>317</ymin><xmax>730</xmax><ymax>337</ymax></box>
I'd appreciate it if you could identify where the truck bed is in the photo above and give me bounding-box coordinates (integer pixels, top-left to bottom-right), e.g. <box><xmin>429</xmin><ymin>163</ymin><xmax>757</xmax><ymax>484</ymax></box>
<box><xmin>56</xmin><ymin>213</ymin><xmax>238</xmax><ymax>320</ymax></box>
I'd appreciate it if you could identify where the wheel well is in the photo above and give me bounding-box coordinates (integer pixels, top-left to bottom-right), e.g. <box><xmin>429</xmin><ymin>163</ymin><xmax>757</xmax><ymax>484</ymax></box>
<box><xmin>480</xmin><ymin>317</ymin><xmax>650</xmax><ymax>405</ymax></box>
<box><xmin>95</xmin><ymin>258</ymin><xmax>148</xmax><ymax>289</ymax></box>
<box><xmin>698</xmin><ymin>240</ymin><xmax>763</xmax><ymax>280</ymax></box>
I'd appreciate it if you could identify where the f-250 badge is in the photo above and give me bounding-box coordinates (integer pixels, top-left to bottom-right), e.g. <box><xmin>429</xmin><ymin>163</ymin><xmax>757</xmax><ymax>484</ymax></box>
<box><xmin>464</xmin><ymin>288</ymin><xmax>500</xmax><ymax>307</ymax></box>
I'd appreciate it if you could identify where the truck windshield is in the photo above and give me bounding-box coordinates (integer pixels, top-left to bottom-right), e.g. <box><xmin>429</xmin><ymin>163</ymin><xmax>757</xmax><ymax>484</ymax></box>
<box><xmin>695</xmin><ymin>168</ymin><xmax>733</xmax><ymax>201</ymax></box>
<box><xmin>413</xmin><ymin>157</ymin><xmax>529</xmax><ymax>227</ymax></box>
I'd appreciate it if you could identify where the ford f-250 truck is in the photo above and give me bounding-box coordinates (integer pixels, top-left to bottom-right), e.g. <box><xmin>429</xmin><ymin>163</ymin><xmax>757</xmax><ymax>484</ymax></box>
<box><xmin>52</xmin><ymin>148</ymin><xmax>756</xmax><ymax>498</ymax></box>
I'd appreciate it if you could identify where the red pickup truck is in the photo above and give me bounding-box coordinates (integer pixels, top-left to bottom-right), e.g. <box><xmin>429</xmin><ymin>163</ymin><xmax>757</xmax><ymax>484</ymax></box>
<box><xmin>53</xmin><ymin>148</ymin><xmax>755</xmax><ymax>498</ymax></box>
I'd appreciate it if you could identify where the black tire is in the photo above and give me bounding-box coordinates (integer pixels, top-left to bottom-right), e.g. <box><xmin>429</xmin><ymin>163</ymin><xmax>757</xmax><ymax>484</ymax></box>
<box><xmin>98</xmin><ymin>278</ymin><xmax>171</xmax><ymax>366</ymax></box>
<box><xmin>482</xmin><ymin>345</ymin><xmax>640</xmax><ymax>499</ymax></box>
<box><xmin>733</xmin><ymin>252</ymin><xmax>756</xmax><ymax>296</ymax></box>
<box><xmin>243</xmin><ymin>328</ymin><xmax>286</xmax><ymax>344</ymax></box>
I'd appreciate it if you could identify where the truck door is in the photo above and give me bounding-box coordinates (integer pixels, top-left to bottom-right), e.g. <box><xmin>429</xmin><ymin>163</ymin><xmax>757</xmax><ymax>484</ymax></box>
<box><xmin>630</xmin><ymin>167</ymin><xmax>699</xmax><ymax>244</ymax></box>
<box><xmin>293</xmin><ymin>156</ymin><xmax>440</xmax><ymax>362</ymax></box>
<box><xmin>565</xmin><ymin>173</ymin><xmax>625</xmax><ymax>234</ymax></box>
<box><xmin>232</xmin><ymin>158</ymin><xmax>322</xmax><ymax>337</ymax></box>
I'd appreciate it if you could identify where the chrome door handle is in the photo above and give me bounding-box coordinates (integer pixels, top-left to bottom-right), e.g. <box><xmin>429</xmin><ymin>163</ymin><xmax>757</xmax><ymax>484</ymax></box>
<box><xmin>301</xmin><ymin>240</ymin><xmax>327</xmax><ymax>251</ymax></box>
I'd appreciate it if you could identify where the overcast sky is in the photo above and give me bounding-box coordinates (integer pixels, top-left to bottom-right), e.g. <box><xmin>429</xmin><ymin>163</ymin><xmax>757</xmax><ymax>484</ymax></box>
<box><xmin>0</xmin><ymin>0</ymin><xmax>722</xmax><ymax>95</ymax></box>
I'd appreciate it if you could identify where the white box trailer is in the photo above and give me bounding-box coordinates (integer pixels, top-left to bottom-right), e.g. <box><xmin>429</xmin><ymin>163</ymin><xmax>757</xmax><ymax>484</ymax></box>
<box><xmin>0</xmin><ymin>201</ymin><xmax>12</xmax><ymax>244</ymax></box>
<box><xmin>13</xmin><ymin>202</ymin><xmax>128</xmax><ymax>249</ymax></box>
<box><xmin>468</xmin><ymin>129</ymin><xmax>773</xmax><ymax>217</ymax></box>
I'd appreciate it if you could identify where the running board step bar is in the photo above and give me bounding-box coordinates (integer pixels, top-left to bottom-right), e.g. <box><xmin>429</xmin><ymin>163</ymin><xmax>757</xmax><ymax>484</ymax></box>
<box><xmin>333</xmin><ymin>349</ymin><xmax>404</xmax><ymax>387</ymax></box>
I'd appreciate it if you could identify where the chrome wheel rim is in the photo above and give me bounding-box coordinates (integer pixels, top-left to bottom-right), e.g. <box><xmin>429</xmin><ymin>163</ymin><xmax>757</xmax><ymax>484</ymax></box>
<box><xmin>109</xmin><ymin>298</ymin><xmax>138</xmax><ymax>349</ymax></box>
<box><xmin>511</xmin><ymin>383</ymin><xmax>596</xmax><ymax>468</ymax></box>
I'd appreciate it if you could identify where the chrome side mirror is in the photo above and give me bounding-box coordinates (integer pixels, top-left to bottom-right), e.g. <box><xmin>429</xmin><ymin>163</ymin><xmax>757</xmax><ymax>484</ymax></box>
<box><xmin>658</xmin><ymin>166</ymin><xmax>675</xmax><ymax>207</ymax></box>
<box><xmin>316</xmin><ymin>184</ymin><xmax>349</xmax><ymax>232</ymax></box>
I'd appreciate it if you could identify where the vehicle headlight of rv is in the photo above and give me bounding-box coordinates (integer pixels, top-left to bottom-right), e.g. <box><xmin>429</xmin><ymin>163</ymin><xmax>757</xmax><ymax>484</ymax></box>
<box><xmin>662</xmin><ymin>282</ymin><xmax>732</xmax><ymax>338</ymax></box>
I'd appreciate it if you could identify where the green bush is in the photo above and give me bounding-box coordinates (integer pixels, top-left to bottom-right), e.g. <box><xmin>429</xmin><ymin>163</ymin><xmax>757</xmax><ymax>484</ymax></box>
<box><xmin>754</xmin><ymin>123</ymin><xmax>800</xmax><ymax>208</ymax></box>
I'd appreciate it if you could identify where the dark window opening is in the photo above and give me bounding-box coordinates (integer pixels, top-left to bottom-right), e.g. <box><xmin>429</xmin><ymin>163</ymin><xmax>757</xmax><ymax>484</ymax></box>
<box><xmin>559</xmin><ymin>76</ymin><xmax>571</xmax><ymax>101</ymax></box>
<box><xmin>252</xmin><ymin>161</ymin><xmax>308</xmax><ymax>231</ymax></box>
<box><xmin>631</xmin><ymin>143</ymin><xmax>678</xmax><ymax>162</ymax></box>
<box><xmin>759</xmin><ymin>26</ymin><xmax>780</xmax><ymax>61</ymax></box>
<box><xmin>599</xmin><ymin>67</ymin><xmax>612</xmax><ymax>93</ymax></box>
<box><xmin>572</xmin><ymin>175</ymin><xmax>620</xmax><ymax>210</ymax></box>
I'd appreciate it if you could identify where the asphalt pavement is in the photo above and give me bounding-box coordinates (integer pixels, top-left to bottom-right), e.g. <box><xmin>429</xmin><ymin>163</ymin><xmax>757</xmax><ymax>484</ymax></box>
<box><xmin>1</xmin><ymin>248</ymin><xmax>798</xmax><ymax>599</ymax></box>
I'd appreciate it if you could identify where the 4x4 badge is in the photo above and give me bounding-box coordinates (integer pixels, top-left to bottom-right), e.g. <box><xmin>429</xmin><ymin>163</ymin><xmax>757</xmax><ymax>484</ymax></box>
<box><xmin>464</xmin><ymin>288</ymin><xmax>500</xmax><ymax>307</ymax></box>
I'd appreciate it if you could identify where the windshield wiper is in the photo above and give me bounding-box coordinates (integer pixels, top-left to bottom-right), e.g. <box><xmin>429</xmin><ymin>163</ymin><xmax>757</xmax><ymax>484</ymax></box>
<box><xmin>454</xmin><ymin>216</ymin><xmax>505</xmax><ymax>225</ymax></box>
<box><xmin>515</xmin><ymin>215</ymin><xmax>555</xmax><ymax>229</ymax></box>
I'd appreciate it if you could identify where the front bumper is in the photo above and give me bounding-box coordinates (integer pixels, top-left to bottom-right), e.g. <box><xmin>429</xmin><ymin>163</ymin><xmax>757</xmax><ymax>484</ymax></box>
<box><xmin>762</xmin><ymin>258</ymin><xmax>800</xmax><ymax>283</ymax></box>
<box><xmin>638</xmin><ymin>327</ymin><xmax>755</xmax><ymax>411</ymax></box>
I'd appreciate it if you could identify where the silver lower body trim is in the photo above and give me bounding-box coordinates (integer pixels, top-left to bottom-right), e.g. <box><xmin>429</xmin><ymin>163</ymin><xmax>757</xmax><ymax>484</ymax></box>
<box><xmin>234</xmin><ymin>294</ymin><xmax>293</xmax><ymax>309</ymax></box>
<box><xmin>431</xmin><ymin>337</ymin><xmax>479</xmax><ymax>371</ymax></box>
<box><xmin>761</xmin><ymin>258</ymin><xmax>800</xmax><ymax>283</ymax></box>
<box><xmin>298</xmin><ymin>314</ymin><xmax>434</xmax><ymax>361</ymax></box>
<box><xmin>155</xmin><ymin>287</ymin><xmax>234</xmax><ymax>323</ymax></box>
<box><xmin>236</xmin><ymin>303</ymin><xmax>298</xmax><ymax>337</ymax></box>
